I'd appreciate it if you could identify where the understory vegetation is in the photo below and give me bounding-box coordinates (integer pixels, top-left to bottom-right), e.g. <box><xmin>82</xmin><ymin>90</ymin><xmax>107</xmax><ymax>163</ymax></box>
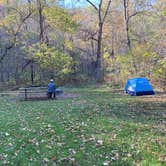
<box><xmin>0</xmin><ymin>0</ymin><xmax>165</xmax><ymax>89</ymax></box>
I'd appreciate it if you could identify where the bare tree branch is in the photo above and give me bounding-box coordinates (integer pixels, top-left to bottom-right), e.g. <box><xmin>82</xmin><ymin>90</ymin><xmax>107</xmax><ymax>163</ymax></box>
<box><xmin>0</xmin><ymin>2</ymin><xmax>34</xmax><ymax>63</ymax></box>
<box><xmin>86</xmin><ymin>0</ymin><xmax>98</xmax><ymax>11</ymax></box>
<box><xmin>128</xmin><ymin>11</ymin><xmax>146</xmax><ymax>20</ymax></box>
<box><xmin>103</xmin><ymin>0</ymin><xmax>111</xmax><ymax>23</ymax></box>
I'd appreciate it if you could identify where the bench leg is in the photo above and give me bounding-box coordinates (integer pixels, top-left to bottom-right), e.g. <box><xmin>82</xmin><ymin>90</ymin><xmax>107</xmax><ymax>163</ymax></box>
<box><xmin>48</xmin><ymin>92</ymin><xmax>52</xmax><ymax>99</ymax></box>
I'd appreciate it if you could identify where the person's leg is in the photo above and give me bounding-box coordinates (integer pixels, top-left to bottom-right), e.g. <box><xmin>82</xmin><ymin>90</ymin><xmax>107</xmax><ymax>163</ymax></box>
<box><xmin>51</xmin><ymin>92</ymin><xmax>53</xmax><ymax>99</ymax></box>
<box><xmin>53</xmin><ymin>92</ymin><xmax>56</xmax><ymax>99</ymax></box>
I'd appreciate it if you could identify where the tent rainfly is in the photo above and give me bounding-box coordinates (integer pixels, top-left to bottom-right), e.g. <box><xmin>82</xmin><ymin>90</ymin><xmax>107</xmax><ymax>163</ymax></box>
<box><xmin>125</xmin><ymin>77</ymin><xmax>155</xmax><ymax>96</ymax></box>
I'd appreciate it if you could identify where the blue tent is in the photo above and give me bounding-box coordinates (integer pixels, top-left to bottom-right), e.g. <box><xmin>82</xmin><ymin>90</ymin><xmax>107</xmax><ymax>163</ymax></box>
<box><xmin>125</xmin><ymin>77</ymin><xmax>155</xmax><ymax>96</ymax></box>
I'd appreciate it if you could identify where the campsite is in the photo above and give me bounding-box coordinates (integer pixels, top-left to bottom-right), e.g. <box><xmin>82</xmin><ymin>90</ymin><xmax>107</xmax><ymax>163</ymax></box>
<box><xmin>0</xmin><ymin>0</ymin><xmax>166</xmax><ymax>165</ymax></box>
<box><xmin>0</xmin><ymin>87</ymin><xmax>166</xmax><ymax>165</ymax></box>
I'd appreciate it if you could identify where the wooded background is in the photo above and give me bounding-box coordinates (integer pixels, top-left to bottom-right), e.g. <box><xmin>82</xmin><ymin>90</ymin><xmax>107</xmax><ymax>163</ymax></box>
<box><xmin>0</xmin><ymin>0</ymin><xmax>165</xmax><ymax>89</ymax></box>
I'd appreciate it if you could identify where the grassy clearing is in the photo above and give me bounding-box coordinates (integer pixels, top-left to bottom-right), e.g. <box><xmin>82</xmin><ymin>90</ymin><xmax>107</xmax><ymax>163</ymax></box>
<box><xmin>0</xmin><ymin>87</ymin><xmax>166</xmax><ymax>165</ymax></box>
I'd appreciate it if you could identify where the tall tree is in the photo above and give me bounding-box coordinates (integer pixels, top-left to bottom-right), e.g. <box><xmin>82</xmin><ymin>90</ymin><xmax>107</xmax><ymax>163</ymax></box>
<box><xmin>123</xmin><ymin>0</ymin><xmax>148</xmax><ymax>50</ymax></box>
<box><xmin>83</xmin><ymin>0</ymin><xmax>112</xmax><ymax>81</ymax></box>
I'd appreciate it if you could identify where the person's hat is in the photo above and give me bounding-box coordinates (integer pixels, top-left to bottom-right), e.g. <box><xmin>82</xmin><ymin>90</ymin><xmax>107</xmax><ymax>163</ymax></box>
<box><xmin>50</xmin><ymin>79</ymin><xmax>54</xmax><ymax>82</ymax></box>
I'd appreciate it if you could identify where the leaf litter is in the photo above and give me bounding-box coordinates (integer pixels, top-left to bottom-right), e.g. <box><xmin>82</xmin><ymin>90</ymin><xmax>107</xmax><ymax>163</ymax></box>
<box><xmin>0</xmin><ymin>89</ymin><xmax>165</xmax><ymax>165</ymax></box>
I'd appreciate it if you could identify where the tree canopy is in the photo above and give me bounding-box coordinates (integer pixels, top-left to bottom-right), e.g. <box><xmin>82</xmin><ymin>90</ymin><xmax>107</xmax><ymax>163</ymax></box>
<box><xmin>0</xmin><ymin>0</ymin><xmax>165</xmax><ymax>88</ymax></box>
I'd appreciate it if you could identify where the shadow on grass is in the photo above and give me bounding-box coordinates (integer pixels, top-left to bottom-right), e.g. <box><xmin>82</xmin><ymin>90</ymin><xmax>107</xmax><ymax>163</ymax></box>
<box><xmin>76</xmin><ymin>89</ymin><xmax>166</xmax><ymax>125</ymax></box>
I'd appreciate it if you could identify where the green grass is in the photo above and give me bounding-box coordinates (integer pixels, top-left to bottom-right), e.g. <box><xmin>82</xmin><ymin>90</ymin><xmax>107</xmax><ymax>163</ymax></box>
<box><xmin>0</xmin><ymin>87</ymin><xmax>166</xmax><ymax>165</ymax></box>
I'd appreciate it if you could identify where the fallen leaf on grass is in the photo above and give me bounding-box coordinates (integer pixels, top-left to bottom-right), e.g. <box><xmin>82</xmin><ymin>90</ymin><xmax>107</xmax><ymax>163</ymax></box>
<box><xmin>127</xmin><ymin>153</ymin><xmax>132</xmax><ymax>157</ymax></box>
<box><xmin>57</xmin><ymin>142</ymin><xmax>65</xmax><ymax>146</ymax></box>
<box><xmin>21</xmin><ymin>127</ymin><xmax>27</xmax><ymax>131</ymax></box>
<box><xmin>103</xmin><ymin>161</ymin><xmax>110</xmax><ymax>166</ymax></box>
<box><xmin>41</xmin><ymin>139</ymin><xmax>46</xmax><ymax>143</ymax></box>
<box><xmin>61</xmin><ymin>157</ymin><xmax>75</xmax><ymax>163</ymax></box>
<box><xmin>21</xmin><ymin>142</ymin><xmax>26</xmax><ymax>147</ymax></box>
<box><xmin>36</xmin><ymin>150</ymin><xmax>40</xmax><ymax>154</ymax></box>
<box><xmin>159</xmin><ymin>155</ymin><xmax>166</xmax><ymax>162</ymax></box>
<box><xmin>83</xmin><ymin>137</ymin><xmax>95</xmax><ymax>143</ymax></box>
<box><xmin>5</xmin><ymin>132</ymin><xmax>10</xmax><ymax>136</ymax></box>
<box><xmin>96</xmin><ymin>140</ymin><xmax>103</xmax><ymax>146</ymax></box>
<box><xmin>43</xmin><ymin>158</ymin><xmax>49</xmax><ymax>162</ymax></box>
<box><xmin>110</xmin><ymin>151</ymin><xmax>119</xmax><ymax>161</ymax></box>
<box><xmin>51</xmin><ymin>156</ymin><xmax>57</xmax><ymax>161</ymax></box>
<box><xmin>49</xmin><ymin>129</ymin><xmax>55</xmax><ymax>134</ymax></box>
<box><xmin>69</xmin><ymin>158</ymin><xmax>75</xmax><ymax>162</ymax></box>
<box><xmin>69</xmin><ymin>149</ymin><xmax>76</xmax><ymax>155</ymax></box>
<box><xmin>28</xmin><ymin>139</ymin><xmax>39</xmax><ymax>146</ymax></box>
<box><xmin>47</xmin><ymin>124</ymin><xmax>51</xmax><ymax>128</ymax></box>
<box><xmin>8</xmin><ymin>143</ymin><xmax>13</xmax><ymax>146</ymax></box>
<box><xmin>45</xmin><ymin>145</ymin><xmax>52</xmax><ymax>149</ymax></box>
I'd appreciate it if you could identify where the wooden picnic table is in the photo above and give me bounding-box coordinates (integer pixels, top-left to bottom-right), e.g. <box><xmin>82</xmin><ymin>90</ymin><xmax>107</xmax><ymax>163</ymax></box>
<box><xmin>18</xmin><ymin>86</ymin><xmax>63</xmax><ymax>100</ymax></box>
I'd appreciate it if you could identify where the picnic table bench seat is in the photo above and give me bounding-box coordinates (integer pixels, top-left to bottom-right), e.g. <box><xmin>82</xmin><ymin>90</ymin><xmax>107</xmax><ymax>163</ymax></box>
<box><xmin>18</xmin><ymin>86</ymin><xmax>63</xmax><ymax>100</ymax></box>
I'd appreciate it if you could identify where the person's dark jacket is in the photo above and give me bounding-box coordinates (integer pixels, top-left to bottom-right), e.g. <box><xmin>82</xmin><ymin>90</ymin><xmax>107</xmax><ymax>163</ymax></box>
<box><xmin>48</xmin><ymin>82</ymin><xmax>56</xmax><ymax>92</ymax></box>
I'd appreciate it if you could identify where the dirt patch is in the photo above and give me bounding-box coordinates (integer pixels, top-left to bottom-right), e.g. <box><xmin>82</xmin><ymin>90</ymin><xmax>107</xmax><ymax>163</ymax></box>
<box><xmin>117</xmin><ymin>90</ymin><xmax>166</xmax><ymax>103</ymax></box>
<box><xmin>58</xmin><ymin>93</ymin><xmax>80</xmax><ymax>99</ymax></box>
<box><xmin>137</xmin><ymin>92</ymin><xmax>166</xmax><ymax>102</ymax></box>
<box><xmin>18</xmin><ymin>92</ymin><xmax>80</xmax><ymax>101</ymax></box>
<box><xmin>1</xmin><ymin>91</ymin><xmax>79</xmax><ymax>101</ymax></box>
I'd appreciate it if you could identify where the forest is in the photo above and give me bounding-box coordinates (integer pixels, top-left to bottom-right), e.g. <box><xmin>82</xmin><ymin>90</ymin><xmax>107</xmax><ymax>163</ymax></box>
<box><xmin>0</xmin><ymin>0</ymin><xmax>165</xmax><ymax>89</ymax></box>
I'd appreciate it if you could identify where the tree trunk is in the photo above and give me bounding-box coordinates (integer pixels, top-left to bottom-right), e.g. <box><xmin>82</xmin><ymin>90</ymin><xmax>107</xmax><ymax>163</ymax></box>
<box><xmin>0</xmin><ymin>63</ymin><xmax>4</xmax><ymax>82</ymax></box>
<box><xmin>30</xmin><ymin>63</ymin><xmax>34</xmax><ymax>85</ymax></box>
<box><xmin>95</xmin><ymin>22</ymin><xmax>103</xmax><ymax>81</ymax></box>
<box><xmin>37</xmin><ymin>0</ymin><xmax>45</xmax><ymax>42</ymax></box>
<box><xmin>123</xmin><ymin>0</ymin><xmax>131</xmax><ymax>49</ymax></box>
<box><xmin>15</xmin><ymin>66</ymin><xmax>19</xmax><ymax>85</ymax></box>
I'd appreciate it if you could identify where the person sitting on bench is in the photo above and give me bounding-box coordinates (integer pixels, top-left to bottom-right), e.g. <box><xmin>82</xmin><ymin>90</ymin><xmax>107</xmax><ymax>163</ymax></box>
<box><xmin>47</xmin><ymin>79</ymin><xmax>56</xmax><ymax>99</ymax></box>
